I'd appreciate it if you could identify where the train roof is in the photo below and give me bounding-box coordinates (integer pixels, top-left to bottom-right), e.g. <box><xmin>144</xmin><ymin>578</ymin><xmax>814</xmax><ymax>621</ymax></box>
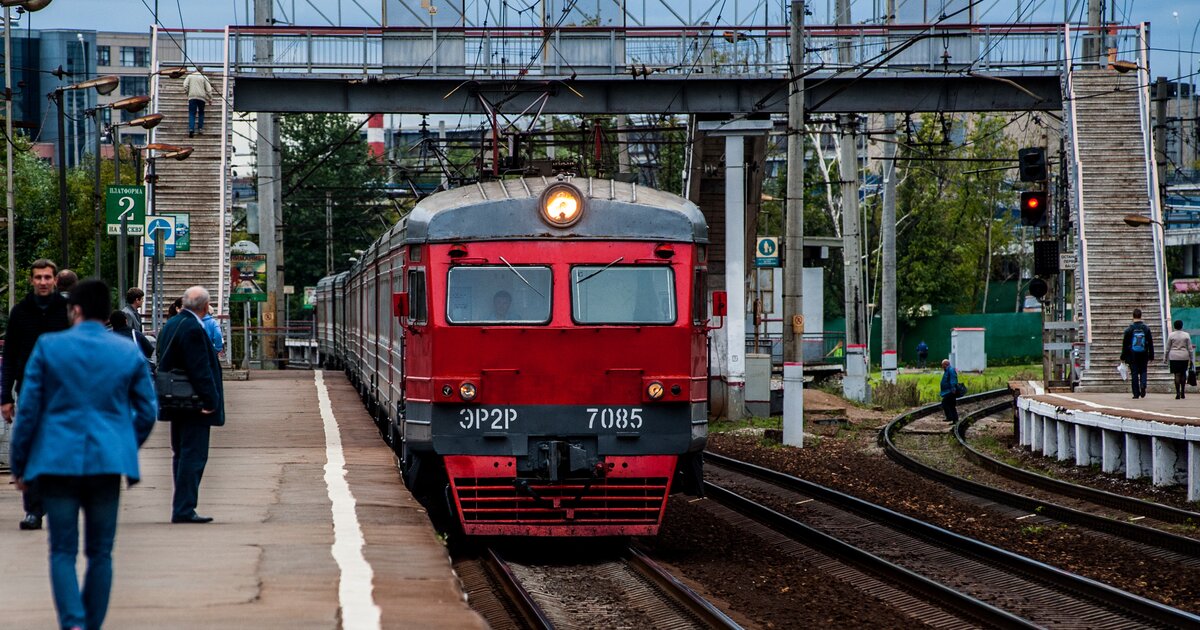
<box><xmin>400</xmin><ymin>177</ymin><xmax>707</xmax><ymax>245</ymax></box>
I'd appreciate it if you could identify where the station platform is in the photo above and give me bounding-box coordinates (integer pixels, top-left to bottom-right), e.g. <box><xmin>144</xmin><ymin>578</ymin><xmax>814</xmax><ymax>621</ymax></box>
<box><xmin>1</xmin><ymin>370</ymin><xmax>485</xmax><ymax>629</ymax></box>
<box><xmin>1017</xmin><ymin>392</ymin><xmax>1200</xmax><ymax>502</ymax></box>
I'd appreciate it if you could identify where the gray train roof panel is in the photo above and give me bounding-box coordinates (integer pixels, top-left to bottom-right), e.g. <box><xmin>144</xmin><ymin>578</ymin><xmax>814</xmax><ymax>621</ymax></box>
<box><xmin>404</xmin><ymin>177</ymin><xmax>707</xmax><ymax>244</ymax></box>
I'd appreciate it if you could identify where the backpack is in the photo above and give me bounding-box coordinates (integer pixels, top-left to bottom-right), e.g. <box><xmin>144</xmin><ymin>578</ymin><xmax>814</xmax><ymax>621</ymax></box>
<box><xmin>1131</xmin><ymin>328</ymin><xmax>1146</xmax><ymax>353</ymax></box>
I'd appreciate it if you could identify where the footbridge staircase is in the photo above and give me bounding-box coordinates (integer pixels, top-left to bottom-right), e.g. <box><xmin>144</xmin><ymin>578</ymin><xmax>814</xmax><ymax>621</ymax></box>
<box><xmin>1066</xmin><ymin>41</ymin><xmax>1171</xmax><ymax>392</ymax></box>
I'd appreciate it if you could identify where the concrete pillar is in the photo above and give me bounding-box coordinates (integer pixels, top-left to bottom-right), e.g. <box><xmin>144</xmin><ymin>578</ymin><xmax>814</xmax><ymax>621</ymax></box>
<box><xmin>1189</xmin><ymin>442</ymin><xmax>1200</xmax><ymax>502</ymax></box>
<box><xmin>1126</xmin><ymin>434</ymin><xmax>1152</xmax><ymax>479</ymax></box>
<box><xmin>723</xmin><ymin>134</ymin><xmax>746</xmax><ymax>420</ymax></box>
<box><xmin>1017</xmin><ymin>408</ymin><xmax>1029</xmax><ymax>447</ymax></box>
<box><xmin>1153</xmin><ymin>437</ymin><xmax>1183</xmax><ymax>487</ymax></box>
<box><xmin>1042</xmin><ymin>417</ymin><xmax>1057</xmax><ymax>456</ymax></box>
<box><xmin>783</xmin><ymin>362</ymin><xmax>804</xmax><ymax>447</ymax></box>
<box><xmin>1056</xmin><ymin>421</ymin><xmax>1075</xmax><ymax>461</ymax></box>
<box><xmin>844</xmin><ymin>344</ymin><xmax>870</xmax><ymax>402</ymax></box>
<box><xmin>1074</xmin><ymin>425</ymin><xmax>1101</xmax><ymax>466</ymax></box>
<box><xmin>1030</xmin><ymin>411</ymin><xmax>1044</xmax><ymax>452</ymax></box>
<box><xmin>1102</xmin><ymin>429</ymin><xmax>1125</xmax><ymax>474</ymax></box>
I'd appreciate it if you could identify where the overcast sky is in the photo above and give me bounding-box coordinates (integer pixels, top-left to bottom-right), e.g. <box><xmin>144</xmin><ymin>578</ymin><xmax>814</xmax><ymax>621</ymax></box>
<box><xmin>16</xmin><ymin>0</ymin><xmax>1199</xmax><ymax>82</ymax></box>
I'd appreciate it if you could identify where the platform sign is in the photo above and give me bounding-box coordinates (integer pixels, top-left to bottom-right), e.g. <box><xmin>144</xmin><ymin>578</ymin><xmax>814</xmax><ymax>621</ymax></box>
<box><xmin>303</xmin><ymin>286</ymin><xmax>316</xmax><ymax>309</ymax></box>
<box><xmin>142</xmin><ymin>215</ymin><xmax>176</xmax><ymax>258</ymax></box>
<box><xmin>105</xmin><ymin>186</ymin><xmax>146</xmax><ymax>235</ymax></box>
<box><xmin>755</xmin><ymin>236</ymin><xmax>780</xmax><ymax>267</ymax></box>
<box><xmin>162</xmin><ymin>212</ymin><xmax>190</xmax><ymax>251</ymax></box>
<box><xmin>230</xmin><ymin>254</ymin><xmax>268</xmax><ymax>302</ymax></box>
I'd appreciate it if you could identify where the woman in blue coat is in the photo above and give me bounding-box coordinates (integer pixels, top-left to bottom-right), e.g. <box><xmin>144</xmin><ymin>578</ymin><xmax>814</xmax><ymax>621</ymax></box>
<box><xmin>9</xmin><ymin>280</ymin><xmax>158</xmax><ymax>630</ymax></box>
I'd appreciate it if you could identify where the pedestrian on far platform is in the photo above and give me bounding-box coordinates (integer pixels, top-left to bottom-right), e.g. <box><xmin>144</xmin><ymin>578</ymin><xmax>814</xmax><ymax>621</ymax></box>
<box><xmin>2</xmin><ymin>259</ymin><xmax>71</xmax><ymax>530</ymax></box>
<box><xmin>55</xmin><ymin>269</ymin><xmax>77</xmax><ymax>299</ymax></box>
<box><xmin>202</xmin><ymin>304</ymin><xmax>224</xmax><ymax>356</ymax></box>
<box><xmin>1121</xmin><ymin>308</ymin><xmax>1154</xmax><ymax>399</ymax></box>
<box><xmin>940</xmin><ymin>358</ymin><xmax>962</xmax><ymax>424</ymax></box>
<box><xmin>1167</xmin><ymin>319</ymin><xmax>1194</xmax><ymax>400</ymax></box>
<box><xmin>916</xmin><ymin>340</ymin><xmax>929</xmax><ymax>369</ymax></box>
<box><xmin>183</xmin><ymin>66</ymin><xmax>214</xmax><ymax>138</ymax></box>
<box><xmin>122</xmin><ymin>288</ymin><xmax>145</xmax><ymax>334</ymax></box>
<box><xmin>9</xmin><ymin>279</ymin><xmax>157</xmax><ymax>630</ymax></box>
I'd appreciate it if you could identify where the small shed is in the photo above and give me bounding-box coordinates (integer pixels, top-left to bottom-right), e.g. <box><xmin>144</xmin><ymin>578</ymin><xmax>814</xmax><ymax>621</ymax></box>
<box><xmin>950</xmin><ymin>328</ymin><xmax>987</xmax><ymax>372</ymax></box>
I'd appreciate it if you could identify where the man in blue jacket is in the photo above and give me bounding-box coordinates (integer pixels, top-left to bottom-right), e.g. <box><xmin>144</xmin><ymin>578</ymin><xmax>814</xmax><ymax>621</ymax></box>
<box><xmin>940</xmin><ymin>358</ymin><xmax>960</xmax><ymax>424</ymax></box>
<box><xmin>156</xmin><ymin>285</ymin><xmax>224</xmax><ymax>524</ymax></box>
<box><xmin>9</xmin><ymin>279</ymin><xmax>157</xmax><ymax>630</ymax></box>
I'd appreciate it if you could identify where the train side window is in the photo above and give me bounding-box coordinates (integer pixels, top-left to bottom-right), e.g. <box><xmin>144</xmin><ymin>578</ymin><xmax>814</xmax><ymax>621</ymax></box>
<box><xmin>693</xmin><ymin>268</ymin><xmax>707</xmax><ymax>324</ymax></box>
<box><xmin>407</xmin><ymin>269</ymin><xmax>427</xmax><ymax>325</ymax></box>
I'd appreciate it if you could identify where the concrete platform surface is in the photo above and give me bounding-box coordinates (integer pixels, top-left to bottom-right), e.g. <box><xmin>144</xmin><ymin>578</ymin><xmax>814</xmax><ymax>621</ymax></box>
<box><xmin>1028</xmin><ymin>392</ymin><xmax>1200</xmax><ymax>425</ymax></box>
<box><xmin>1</xmin><ymin>370</ymin><xmax>485</xmax><ymax>629</ymax></box>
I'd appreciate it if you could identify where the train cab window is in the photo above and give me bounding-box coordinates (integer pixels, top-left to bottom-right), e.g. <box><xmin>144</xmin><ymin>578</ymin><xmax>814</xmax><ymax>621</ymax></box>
<box><xmin>446</xmin><ymin>266</ymin><xmax>552</xmax><ymax>324</ymax></box>
<box><xmin>571</xmin><ymin>266</ymin><xmax>676</xmax><ymax>325</ymax></box>
<box><xmin>407</xmin><ymin>269</ymin><xmax>427</xmax><ymax>324</ymax></box>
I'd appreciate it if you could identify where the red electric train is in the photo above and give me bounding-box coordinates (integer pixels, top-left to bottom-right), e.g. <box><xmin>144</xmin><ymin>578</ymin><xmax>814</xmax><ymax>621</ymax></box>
<box><xmin>316</xmin><ymin>177</ymin><xmax>709</xmax><ymax>536</ymax></box>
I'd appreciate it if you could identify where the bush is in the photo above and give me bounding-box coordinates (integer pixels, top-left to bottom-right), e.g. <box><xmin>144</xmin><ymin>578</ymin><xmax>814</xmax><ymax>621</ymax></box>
<box><xmin>873</xmin><ymin>380</ymin><xmax>922</xmax><ymax>410</ymax></box>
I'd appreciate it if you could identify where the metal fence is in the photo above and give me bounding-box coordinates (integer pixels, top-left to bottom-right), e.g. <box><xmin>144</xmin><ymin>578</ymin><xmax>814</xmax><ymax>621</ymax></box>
<box><xmin>154</xmin><ymin>23</ymin><xmax>1140</xmax><ymax>80</ymax></box>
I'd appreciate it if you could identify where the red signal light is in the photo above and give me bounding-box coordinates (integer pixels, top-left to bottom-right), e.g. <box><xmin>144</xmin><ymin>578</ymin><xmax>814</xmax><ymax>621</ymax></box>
<box><xmin>1025</xmin><ymin>196</ymin><xmax>1039</xmax><ymax>210</ymax></box>
<box><xmin>1020</xmin><ymin>191</ymin><xmax>1047</xmax><ymax>227</ymax></box>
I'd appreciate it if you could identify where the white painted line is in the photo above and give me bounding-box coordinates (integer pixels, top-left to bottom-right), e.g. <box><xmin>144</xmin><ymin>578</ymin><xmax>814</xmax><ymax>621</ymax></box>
<box><xmin>315</xmin><ymin>370</ymin><xmax>382</xmax><ymax>630</ymax></box>
<box><xmin>1046</xmin><ymin>393</ymin><xmax>1200</xmax><ymax>421</ymax></box>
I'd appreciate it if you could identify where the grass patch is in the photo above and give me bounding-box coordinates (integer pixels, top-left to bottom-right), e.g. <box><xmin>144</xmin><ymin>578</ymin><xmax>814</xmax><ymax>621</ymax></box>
<box><xmin>710</xmin><ymin>415</ymin><xmax>782</xmax><ymax>434</ymax></box>
<box><xmin>870</xmin><ymin>363</ymin><xmax>1039</xmax><ymax>405</ymax></box>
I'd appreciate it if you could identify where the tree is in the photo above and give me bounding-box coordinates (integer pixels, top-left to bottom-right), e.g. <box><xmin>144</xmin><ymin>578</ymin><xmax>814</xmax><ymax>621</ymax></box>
<box><xmin>278</xmin><ymin>113</ymin><xmax>388</xmax><ymax>300</ymax></box>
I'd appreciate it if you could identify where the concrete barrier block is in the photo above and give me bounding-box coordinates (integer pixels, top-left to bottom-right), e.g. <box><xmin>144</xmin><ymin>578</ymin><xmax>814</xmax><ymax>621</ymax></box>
<box><xmin>1057</xmin><ymin>421</ymin><xmax>1075</xmax><ymax>461</ymax></box>
<box><xmin>1152</xmin><ymin>437</ymin><xmax>1185</xmax><ymax>487</ymax></box>
<box><xmin>1126</xmin><ymin>434</ymin><xmax>1152</xmax><ymax>479</ymax></box>
<box><xmin>1102</xmin><ymin>429</ymin><xmax>1125</xmax><ymax>474</ymax></box>
<box><xmin>1189</xmin><ymin>442</ymin><xmax>1200</xmax><ymax>503</ymax></box>
<box><xmin>1043</xmin><ymin>417</ymin><xmax>1057</xmax><ymax>457</ymax></box>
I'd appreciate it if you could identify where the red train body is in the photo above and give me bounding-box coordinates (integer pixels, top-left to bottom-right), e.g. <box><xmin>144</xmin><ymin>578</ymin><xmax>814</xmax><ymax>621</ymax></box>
<box><xmin>316</xmin><ymin>178</ymin><xmax>708</xmax><ymax>536</ymax></box>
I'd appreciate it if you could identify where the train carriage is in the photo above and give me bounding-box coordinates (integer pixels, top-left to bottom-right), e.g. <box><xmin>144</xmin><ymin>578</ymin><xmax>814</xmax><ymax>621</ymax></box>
<box><xmin>318</xmin><ymin>176</ymin><xmax>709</xmax><ymax>536</ymax></box>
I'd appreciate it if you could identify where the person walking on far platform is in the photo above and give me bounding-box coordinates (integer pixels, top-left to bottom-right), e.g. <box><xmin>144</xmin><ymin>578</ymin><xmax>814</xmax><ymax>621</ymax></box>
<box><xmin>940</xmin><ymin>359</ymin><xmax>961</xmax><ymax>424</ymax></box>
<box><xmin>122</xmin><ymin>288</ymin><xmax>145</xmax><ymax>334</ymax></box>
<box><xmin>55</xmin><ymin>269</ymin><xmax>77</xmax><ymax>299</ymax></box>
<box><xmin>916</xmin><ymin>340</ymin><xmax>929</xmax><ymax>369</ymax></box>
<box><xmin>1167</xmin><ymin>320</ymin><xmax>1194</xmax><ymax>400</ymax></box>
<box><xmin>9</xmin><ymin>279</ymin><xmax>157</xmax><ymax>630</ymax></box>
<box><xmin>2</xmin><ymin>259</ymin><xmax>71</xmax><ymax>530</ymax></box>
<box><xmin>156</xmin><ymin>286</ymin><xmax>224</xmax><ymax>524</ymax></box>
<box><xmin>1121</xmin><ymin>308</ymin><xmax>1154</xmax><ymax>399</ymax></box>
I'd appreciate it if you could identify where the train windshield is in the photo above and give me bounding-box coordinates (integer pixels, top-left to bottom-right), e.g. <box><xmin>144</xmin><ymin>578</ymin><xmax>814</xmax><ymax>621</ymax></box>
<box><xmin>571</xmin><ymin>266</ymin><xmax>676</xmax><ymax>324</ymax></box>
<box><xmin>446</xmin><ymin>266</ymin><xmax>552</xmax><ymax>324</ymax></box>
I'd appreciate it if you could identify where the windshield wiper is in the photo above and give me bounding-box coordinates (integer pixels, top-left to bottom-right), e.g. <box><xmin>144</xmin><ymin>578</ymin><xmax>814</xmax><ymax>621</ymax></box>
<box><xmin>498</xmin><ymin>256</ymin><xmax>545</xmax><ymax>298</ymax></box>
<box><xmin>576</xmin><ymin>257</ymin><xmax>625</xmax><ymax>284</ymax></box>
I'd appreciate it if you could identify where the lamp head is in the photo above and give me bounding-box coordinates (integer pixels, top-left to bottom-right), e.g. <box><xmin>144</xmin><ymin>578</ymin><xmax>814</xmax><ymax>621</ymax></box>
<box><xmin>111</xmin><ymin>95</ymin><xmax>151</xmax><ymax>112</ymax></box>
<box><xmin>162</xmin><ymin>147</ymin><xmax>193</xmax><ymax>161</ymax></box>
<box><xmin>128</xmin><ymin>113</ymin><xmax>164</xmax><ymax>129</ymax></box>
<box><xmin>0</xmin><ymin>0</ymin><xmax>53</xmax><ymax>11</ymax></box>
<box><xmin>72</xmin><ymin>75</ymin><xmax>120</xmax><ymax>95</ymax></box>
<box><xmin>144</xmin><ymin>142</ymin><xmax>181</xmax><ymax>152</ymax></box>
<box><xmin>1122</xmin><ymin>214</ymin><xmax>1154</xmax><ymax>228</ymax></box>
<box><xmin>161</xmin><ymin>67</ymin><xmax>188</xmax><ymax>79</ymax></box>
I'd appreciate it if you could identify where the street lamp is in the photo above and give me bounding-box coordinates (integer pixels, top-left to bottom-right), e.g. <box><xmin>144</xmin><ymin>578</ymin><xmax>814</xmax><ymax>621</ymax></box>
<box><xmin>1122</xmin><ymin>213</ymin><xmax>1162</xmax><ymax>228</ymax></box>
<box><xmin>2</xmin><ymin>0</ymin><xmax>51</xmax><ymax>313</ymax></box>
<box><xmin>50</xmin><ymin>73</ymin><xmax>119</xmax><ymax>270</ymax></box>
<box><xmin>132</xmin><ymin>141</ymin><xmax>193</xmax><ymax>332</ymax></box>
<box><xmin>103</xmin><ymin>109</ymin><xmax>162</xmax><ymax>298</ymax></box>
<box><xmin>87</xmin><ymin>95</ymin><xmax>151</xmax><ymax>280</ymax></box>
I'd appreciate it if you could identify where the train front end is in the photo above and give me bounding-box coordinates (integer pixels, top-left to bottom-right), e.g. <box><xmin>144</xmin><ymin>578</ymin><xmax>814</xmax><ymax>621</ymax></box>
<box><xmin>404</xmin><ymin>178</ymin><xmax>708</xmax><ymax>536</ymax></box>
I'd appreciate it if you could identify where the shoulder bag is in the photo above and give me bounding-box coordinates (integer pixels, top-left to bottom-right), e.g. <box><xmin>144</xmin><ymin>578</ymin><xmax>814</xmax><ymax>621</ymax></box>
<box><xmin>155</xmin><ymin>321</ymin><xmax>204</xmax><ymax>411</ymax></box>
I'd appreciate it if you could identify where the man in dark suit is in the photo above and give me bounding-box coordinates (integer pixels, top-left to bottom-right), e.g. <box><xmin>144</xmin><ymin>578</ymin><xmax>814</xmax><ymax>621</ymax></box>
<box><xmin>2</xmin><ymin>258</ymin><xmax>71</xmax><ymax>530</ymax></box>
<box><xmin>156</xmin><ymin>286</ymin><xmax>224</xmax><ymax>524</ymax></box>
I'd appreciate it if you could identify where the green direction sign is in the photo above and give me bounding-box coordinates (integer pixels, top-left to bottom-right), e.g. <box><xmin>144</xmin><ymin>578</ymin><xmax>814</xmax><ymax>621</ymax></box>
<box><xmin>106</xmin><ymin>186</ymin><xmax>146</xmax><ymax>235</ymax></box>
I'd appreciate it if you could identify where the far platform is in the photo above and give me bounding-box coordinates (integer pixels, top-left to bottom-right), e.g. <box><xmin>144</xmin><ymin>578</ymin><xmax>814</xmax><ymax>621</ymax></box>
<box><xmin>1016</xmin><ymin>391</ymin><xmax>1200</xmax><ymax>502</ymax></box>
<box><xmin>1</xmin><ymin>370</ymin><xmax>485</xmax><ymax>629</ymax></box>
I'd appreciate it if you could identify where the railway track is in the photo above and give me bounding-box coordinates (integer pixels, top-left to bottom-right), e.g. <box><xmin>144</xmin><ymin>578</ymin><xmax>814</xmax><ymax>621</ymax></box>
<box><xmin>704</xmin><ymin>449</ymin><xmax>1200</xmax><ymax>628</ymax></box>
<box><xmin>883</xmin><ymin>391</ymin><xmax>1200</xmax><ymax>556</ymax></box>
<box><xmin>457</xmin><ymin>545</ymin><xmax>740</xmax><ymax>629</ymax></box>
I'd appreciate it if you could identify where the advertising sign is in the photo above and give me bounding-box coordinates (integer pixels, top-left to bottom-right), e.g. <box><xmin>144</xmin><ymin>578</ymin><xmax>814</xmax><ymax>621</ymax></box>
<box><xmin>230</xmin><ymin>254</ymin><xmax>268</xmax><ymax>302</ymax></box>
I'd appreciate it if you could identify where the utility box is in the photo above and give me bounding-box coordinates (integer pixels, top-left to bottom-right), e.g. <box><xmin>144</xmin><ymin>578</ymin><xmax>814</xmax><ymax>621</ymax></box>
<box><xmin>843</xmin><ymin>345</ymin><xmax>871</xmax><ymax>403</ymax></box>
<box><xmin>951</xmin><ymin>328</ymin><xmax>987</xmax><ymax>372</ymax></box>
<box><xmin>745</xmin><ymin>353</ymin><xmax>772</xmax><ymax>417</ymax></box>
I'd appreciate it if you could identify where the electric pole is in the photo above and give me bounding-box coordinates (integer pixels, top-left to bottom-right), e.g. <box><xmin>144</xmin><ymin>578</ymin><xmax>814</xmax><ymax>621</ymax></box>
<box><xmin>836</xmin><ymin>0</ymin><xmax>867</xmax><ymax>401</ymax></box>
<box><xmin>881</xmin><ymin>0</ymin><xmax>898</xmax><ymax>384</ymax></box>
<box><xmin>782</xmin><ymin>0</ymin><xmax>806</xmax><ymax>447</ymax></box>
<box><xmin>255</xmin><ymin>0</ymin><xmax>281</xmax><ymax>366</ymax></box>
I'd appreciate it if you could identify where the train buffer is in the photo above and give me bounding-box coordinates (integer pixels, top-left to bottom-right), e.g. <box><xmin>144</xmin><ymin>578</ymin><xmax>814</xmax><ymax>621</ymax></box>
<box><xmin>0</xmin><ymin>371</ymin><xmax>485</xmax><ymax>629</ymax></box>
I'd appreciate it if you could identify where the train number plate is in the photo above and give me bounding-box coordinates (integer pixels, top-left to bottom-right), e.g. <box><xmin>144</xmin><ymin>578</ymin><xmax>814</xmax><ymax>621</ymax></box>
<box><xmin>587</xmin><ymin>407</ymin><xmax>643</xmax><ymax>430</ymax></box>
<box><xmin>459</xmin><ymin>407</ymin><xmax>517</xmax><ymax>430</ymax></box>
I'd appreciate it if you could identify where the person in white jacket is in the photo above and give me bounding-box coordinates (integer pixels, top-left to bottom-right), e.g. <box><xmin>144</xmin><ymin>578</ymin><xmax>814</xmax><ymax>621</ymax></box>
<box><xmin>183</xmin><ymin>67</ymin><xmax>214</xmax><ymax>138</ymax></box>
<box><xmin>1166</xmin><ymin>319</ymin><xmax>1195</xmax><ymax>400</ymax></box>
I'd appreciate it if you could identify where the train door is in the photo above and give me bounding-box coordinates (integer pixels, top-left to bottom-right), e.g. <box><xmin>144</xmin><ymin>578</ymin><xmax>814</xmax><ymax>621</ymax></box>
<box><xmin>392</xmin><ymin>251</ymin><xmax>407</xmax><ymax>455</ymax></box>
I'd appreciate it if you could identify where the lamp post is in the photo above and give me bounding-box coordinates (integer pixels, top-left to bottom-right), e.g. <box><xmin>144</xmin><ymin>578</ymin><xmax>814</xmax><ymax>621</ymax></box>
<box><xmin>1</xmin><ymin>0</ymin><xmax>51</xmax><ymax>311</ymax></box>
<box><xmin>87</xmin><ymin>95</ymin><xmax>151</xmax><ymax>280</ymax></box>
<box><xmin>133</xmin><ymin>142</ymin><xmax>192</xmax><ymax>332</ymax></box>
<box><xmin>50</xmin><ymin>74</ymin><xmax>118</xmax><ymax>270</ymax></box>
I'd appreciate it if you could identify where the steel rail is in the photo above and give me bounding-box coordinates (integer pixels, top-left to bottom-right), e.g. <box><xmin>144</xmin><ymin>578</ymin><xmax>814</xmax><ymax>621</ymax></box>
<box><xmin>482</xmin><ymin>548</ymin><xmax>555</xmax><ymax>630</ymax></box>
<box><xmin>701</xmin><ymin>480</ymin><xmax>1036</xmax><ymax>629</ymax></box>
<box><xmin>705</xmin><ymin>447</ymin><xmax>1200</xmax><ymax>628</ymax></box>
<box><xmin>883</xmin><ymin>393</ymin><xmax>1200</xmax><ymax>556</ymax></box>
<box><xmin>625</xmin><ymin>547</ymin><xmax>743</xmax><ymax>629</ymax></box>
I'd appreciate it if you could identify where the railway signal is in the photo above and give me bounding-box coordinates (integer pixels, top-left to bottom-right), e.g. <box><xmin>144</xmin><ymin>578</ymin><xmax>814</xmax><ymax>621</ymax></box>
<box><xmin>1018</xmin><ymin>147</ymin><xmax>1047</xmax><ymax>182</ymax></box>
<box><xmin>1020</xmin><ymin>191</ymin><xmax>1047</xmax><ymax>227</ymax></box>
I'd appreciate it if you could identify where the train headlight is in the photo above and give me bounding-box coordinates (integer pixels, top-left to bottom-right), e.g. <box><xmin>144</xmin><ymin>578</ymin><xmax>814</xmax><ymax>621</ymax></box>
<box><xmin>647</xmin><ymin>381</ymin><xmax>665</xmax><ymax>400</ymax></box>
<box><xmin>540</xmin><ymin>183</ymin><xmax>584</xmax><ymax>227</ymax></box>
<box><xmin>459</xmin><ymin>382</ymin><xmax>478</xmax><ymax>401</ymax></box>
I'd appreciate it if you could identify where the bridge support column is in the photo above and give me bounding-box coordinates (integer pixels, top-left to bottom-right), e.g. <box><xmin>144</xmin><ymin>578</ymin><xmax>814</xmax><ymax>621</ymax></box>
<box><xmin>1102</xmin><ymin>429</ymin><xmax>1125</xmax><ymax>474</ymax></box>
<box><xmin>1125</xmin><ymin>433</ymin><xmax>1152</xmax><ymax>479</ymax></box>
